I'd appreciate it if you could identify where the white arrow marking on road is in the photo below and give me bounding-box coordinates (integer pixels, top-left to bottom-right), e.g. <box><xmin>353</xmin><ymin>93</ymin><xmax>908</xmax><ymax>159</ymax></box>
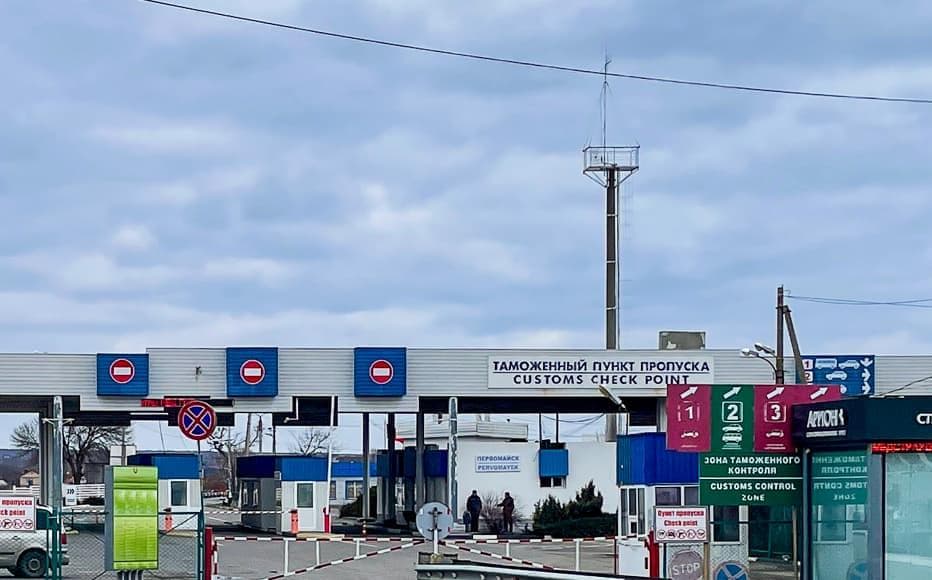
<box><xmin>766</xmin><ymin>387</ymin><xmax>785</xmax><ymax>399</ymax></box>
<box><xmin>810</xmin><ymin>387</ymin><xmax>829</xmax><ymax>400</ymax></box>
<box><xmin>680</xmin><ymin>386</ymin><xmax>699</xmax><ymax>399</ymax></box>
<box><xmin>723</xmin><ymin>386</ymin><xmax>741</xmax><ymax>399</ymax></box>
<box><xmin>861</xmin><ymin>357</ymin><xmax>873</xmax><ymax>367</ymax></box>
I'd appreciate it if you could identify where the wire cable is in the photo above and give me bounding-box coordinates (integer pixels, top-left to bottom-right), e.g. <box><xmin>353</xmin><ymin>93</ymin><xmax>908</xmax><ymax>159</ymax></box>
<box><xmin>138</xmin><ymin>0</ymin><xmax>932</xmax><ymax>105</ymax></box>
<box><xmin>788</xmin><ymin>294</ymin><xmax>932</xmax><ymax>308</ymax></box>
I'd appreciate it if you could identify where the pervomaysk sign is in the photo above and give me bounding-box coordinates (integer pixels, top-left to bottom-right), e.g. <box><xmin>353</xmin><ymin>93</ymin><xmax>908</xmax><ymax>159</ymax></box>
<box><xmin>487</xmin><ymin>355</ymin><xmax>714</xmax><ymax>388</ymax></box>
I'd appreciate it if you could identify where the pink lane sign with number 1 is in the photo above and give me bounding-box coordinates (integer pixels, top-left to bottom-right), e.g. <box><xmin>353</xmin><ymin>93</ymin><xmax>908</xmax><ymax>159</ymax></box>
<box><xmin>665</xmin><ymin>385</ymin><xmax>712</xmax><ymax>452</ymax></box>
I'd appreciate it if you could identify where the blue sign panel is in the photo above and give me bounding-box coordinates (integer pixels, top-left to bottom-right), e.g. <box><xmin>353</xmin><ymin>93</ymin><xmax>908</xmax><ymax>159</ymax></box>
<box><xmin>97</xmin><ymin>353</ymin><xmax>149</xmax><ymax>396</ymax></box>
<box><xmin>226</xmin><ymin>347</ymin><xmax>278</xmax><ymax>397</ymax></box>
<box><xmin>714</xmin><ymin>562</ymin><xmax>748</xmax><ymax>580</ymax></box>
<box><xmin>354</xmin><ymin>347</ymin><xmax>406</xmax><ymax>397</ymax></box>
<box><xmin>799</xmin><ymin>355</ymin><xmax>875</xmax><ymax>396</ymax></box>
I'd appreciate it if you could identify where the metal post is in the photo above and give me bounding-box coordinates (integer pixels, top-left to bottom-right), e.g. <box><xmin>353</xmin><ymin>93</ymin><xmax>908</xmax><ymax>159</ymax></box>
<box><xmin>315</xmin><ymin>540</ymin><xmax>320</xmax><ymax>567</ymax></box>
<box><xmin>433</xmin><ymin>528</ymin><xmax>439</xmax><ymax>555</ymax></box>
<box><xmin>362</xmin><ymin>413</ymin><xmax>371</xmax><ymax>521</ymax></box>
<box><xmin>575</xmin><ymin>539</ymin><xmax>581</xmax><ymax>571</ymax></box>
<box><xmin>776</xmin><ymin>286</ymin><xmax>785</xmax><ymax>384</ymax></box>
<box><xmin>325</xmin><ymin>395</ymin><xmax>336</xmax><ymax>531</ymax></box>
<box><xmin>792</xmin><ymin>507</ymin><xmax>799</xmax><ymax>580</ymax></box>
<box><xmin>505</xmin><ymin>543</ymin><xmax>511</xmax><ymax>558</ymax></box>
<box><xmin>387</xmin><ymin>413</ymin><xmax>396</xmax><ymax>522</ymax></box>
<box><xmin>703</xmin><ymin>542</ymin><xmax>711</xmax><ymax>580</ymax></box>
<box><xmin>49</xmin><ymin>396</ymin><xmax>64</xmax><ymax>580</ymax></box>
<box><xmin>355</xmin><ymin>538</ymin><xmax>361</xmax><ymax>557</ymax></box>
<box><xmin>605</xmin><ymin>167</ymin><xmax>619</xmax><ymax>441</ymax></box>
<box><xmin>198</xmin><ymin>439</ymin><xmax>205</xmax><ymax>580</ymax></box>
<box><xmin>447</xmin><ymin>398</ymin><xmax>458</xmax><ymax>519</ymax></box>
<box><xmin>415</xmin><ymin>413</ymin><xmax>425</xmax><ymax>509</ymax></box>
<box><xmin>283</xmin><ymin>538</ymin><xmax>289</xmax><ymax>574</ymax></box>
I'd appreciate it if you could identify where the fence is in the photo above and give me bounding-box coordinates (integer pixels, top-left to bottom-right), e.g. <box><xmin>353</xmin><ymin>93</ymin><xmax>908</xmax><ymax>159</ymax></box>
<box><xmin>63</xmin><ymin>509</ymin><xmax>201</xmax><ymax>580</ymax></box>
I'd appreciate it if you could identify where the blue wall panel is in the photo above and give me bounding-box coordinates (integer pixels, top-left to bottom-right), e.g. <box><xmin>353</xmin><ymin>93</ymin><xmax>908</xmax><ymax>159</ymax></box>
<box><xmin>129</xmin><ymin>453</ymin><xmax>200</xmax><ymax>479</ymax></box>
<box><xmin>331</xmin><ymin>461</ymin><xmax>378</xmax><ymax>478</ymax></box>
<box><xmin>539</xmin><ymin>449</ymin><xmax>569</xmax><ymax>477</ymax></box>
<box><xmin>617</xmin><ymin>433</ymin><xmax>698</xmax><ymax>486</ymax></box>
<box><xmin>279</xmin><ymin>457</ymin><xmax>328</xmax><ymax>481</ymax></box>
<box><xmin>97</xmin><ymin>353</ymin><xmax>149</xmax><ymax>396</ymax></box>
<box><xmin>353</xmin><ymin>347</ymin><xmax>407</xmax><ymax>397</ymax></box>
<box><xmin>236</xmin><ymin>455</ymin><xmax>277</xmax><ymax>479</ymax></box>
<box><xmin>424</xmin><ymin>450</ymin><xmax>448</xmax><ymax>478</ymax></box>
<box><xmin>226</xmin><ymin>347</ymin><xmax>279</xmax><ymax>397</ymax></box>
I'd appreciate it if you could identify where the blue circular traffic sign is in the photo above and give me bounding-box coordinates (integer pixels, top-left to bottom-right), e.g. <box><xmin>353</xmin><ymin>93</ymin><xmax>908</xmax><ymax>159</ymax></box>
<box><xmin>178</xmin><ymin>400</ymin><xmax>216</xmax><ymax>441</ymax></box>
<box><xmin>713</xmin><ymin>561</ymin><xmax>748</xmax><ymax>580</ymax></box>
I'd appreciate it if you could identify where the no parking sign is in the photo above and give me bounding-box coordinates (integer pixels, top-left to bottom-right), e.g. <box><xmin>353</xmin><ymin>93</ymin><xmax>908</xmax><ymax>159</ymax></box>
<box><xmin>178</xmin><ymin>400</ymin><xmax>217</xmax><ymax>441</ymax></box>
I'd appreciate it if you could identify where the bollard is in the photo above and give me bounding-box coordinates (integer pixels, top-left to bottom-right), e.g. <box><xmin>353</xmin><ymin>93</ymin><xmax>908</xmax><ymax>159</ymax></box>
<box><xmin>505</xmin><ymin>543</ymin><xmax>511</xmax><ymax>558</ymax></box>
<box><xmin>164</xmin><ymin>507</ymin><xmax>173</xmax><ymax>532</ymax></box>
<box><xmin>283</xmin><ymin>539</ymin><xmax>290</xmax><ymax>574</ymax></box>
<box><xmin>355</xmin><ymin>538</ymin><xmax>361</xmax><ymax>557</ymax></box>
<box><xmin>315</xmin><ymin>539</ymin><xmax>321</xmax><ymax>567</ymax></box>
<box><xmin>323</xmin><ymin>507</ymin><xmax>331</xmax><ymax>533</ymax></box>
<box><xmin>203</xmin><ymin>526</ymin><xmax>214</xmax><ymax>580</ymax></box>
<box><xmin>290</xmin><ymin>509</ymin><xmax>299</xmax><ymax>535</ymax></box>
<box><xmin>575</xmin><ymin>538</ymin><xmax>581</xmax><ymax>571</ymax></box>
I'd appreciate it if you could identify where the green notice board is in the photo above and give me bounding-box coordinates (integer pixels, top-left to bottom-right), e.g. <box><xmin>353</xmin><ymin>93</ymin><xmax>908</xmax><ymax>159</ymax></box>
<box><xmin>105</xmin><ymin>466</ymin><xmax>159</xmax><ymax>571</ymax></box>
<box><xmin>811</xmin><ymin>450</ymin><xmax>868</xmax><ymax>505</ymax></box>
<box><xmin>700</xmin><ymin>453</ymin><xmax>802</xmax><ymax>506</ymax></box>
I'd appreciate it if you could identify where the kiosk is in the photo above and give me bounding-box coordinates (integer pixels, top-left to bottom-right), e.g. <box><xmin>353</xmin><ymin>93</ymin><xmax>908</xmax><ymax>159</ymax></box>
<box><xmin>127</xmin><ymin>452</ymin><xmax>201</xmax><ymax>531</ymax></box>
<box><xmin>237</xmin><ymin>455</ymin><xmax>330</xmax><ymax>534</ymax></box>
<box><xmin>793</xmin><ymin>396</ymin><xmax>932</xmax><ymax>580</ymax></box>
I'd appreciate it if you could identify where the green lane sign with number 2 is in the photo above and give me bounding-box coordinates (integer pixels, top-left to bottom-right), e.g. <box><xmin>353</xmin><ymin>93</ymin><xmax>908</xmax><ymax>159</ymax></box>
<box><xmin>711</xmin><ymin>385</ymin><xmax>754</xmax><ymax>453</ymax></box>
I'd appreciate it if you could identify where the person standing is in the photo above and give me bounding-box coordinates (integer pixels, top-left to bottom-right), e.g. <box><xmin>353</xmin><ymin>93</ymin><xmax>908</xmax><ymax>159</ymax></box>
<box><xmin>466</xmin><ymin>490</ymin><xmax>482</xmax><ymax>533</ymax></box>
<box><xmin>498</xmin><ymin>492</ymin><xmax>515</xmax><ymax>533</ymax></box>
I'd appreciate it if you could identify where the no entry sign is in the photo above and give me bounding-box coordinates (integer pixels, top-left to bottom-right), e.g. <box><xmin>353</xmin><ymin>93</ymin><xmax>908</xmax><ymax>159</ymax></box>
<box><xmin>178</xmin><ymin>400</ymin><xmax>217</xmax><ymax>441</ymax></box>
<box><xmin>109</xmin><ymin>358</ymin><xmax>136</xmax><ymax>385</ymax></box>
<box><xmin>369</xmin><ymin>359</ymin><xmax>394</xmax><ymax>385</ymax></box>
<box><xmin>240</xmin><ymin>359</ymin><xmax>266</xmax><ymax>385</ymax></box>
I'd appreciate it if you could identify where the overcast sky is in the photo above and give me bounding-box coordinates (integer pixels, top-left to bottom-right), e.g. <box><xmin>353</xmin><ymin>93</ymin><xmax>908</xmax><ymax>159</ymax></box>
<box><xmin>2</xmin><ymin>1</ymin><xmax>932</xmax><ymax>452</ymax></box>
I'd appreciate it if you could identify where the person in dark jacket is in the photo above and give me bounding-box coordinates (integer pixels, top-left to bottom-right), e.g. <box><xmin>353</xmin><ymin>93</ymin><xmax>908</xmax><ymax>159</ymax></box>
<box><xmin>466</xmin><ymin>490</ymin><xmax>482</xmax><ymax>533</ymax></box>
<box><xmin>498</xmin><ymin>492</ymin><xmax>515</xmax><ymax>533</ymax></box>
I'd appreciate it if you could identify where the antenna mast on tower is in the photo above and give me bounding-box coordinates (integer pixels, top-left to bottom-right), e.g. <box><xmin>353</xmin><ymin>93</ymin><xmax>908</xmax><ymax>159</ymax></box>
<box><xmin>583</xmin><ymin>55</ymin><xmax>639</xmax><ymax>442</ymax></box>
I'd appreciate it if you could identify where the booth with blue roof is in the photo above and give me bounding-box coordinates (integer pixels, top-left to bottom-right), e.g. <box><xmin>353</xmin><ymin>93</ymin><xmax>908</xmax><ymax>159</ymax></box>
<box><xmin>236</xmin><ymin>455</ymin><xmax>331</xmax><ymax>533</ymax></box>
<box><xmin>128</xmin><ymin>452</ymin><xmax>201</xmax><ymax>531</ymax></box>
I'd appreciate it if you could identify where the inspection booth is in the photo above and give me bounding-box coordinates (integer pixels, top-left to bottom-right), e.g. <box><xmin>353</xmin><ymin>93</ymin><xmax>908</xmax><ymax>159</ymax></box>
<box><xmin>617</xmin><ymin>433</ymin><xmax>752</xmax><ymax>577</ymax></box>
<box><xmin>793</xmin><ymin>396</ymin><xmax>932</xmax><ymax>580</ymax></box>
<box><xmin>236</xmin><ymin>455</ymin><xmax>330</xmax><ymax>534</ymax></box>
<box><xmin>127</xmin><ymin>452</ymin><xmax>201</xmax><ymax>530</ymax></box>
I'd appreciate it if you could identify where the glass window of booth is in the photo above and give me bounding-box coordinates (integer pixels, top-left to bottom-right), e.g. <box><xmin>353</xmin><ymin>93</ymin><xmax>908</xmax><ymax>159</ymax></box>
<box><xmin>297</xmin><ymin>483</ymin><xmax>315</xmax><ymax>508</ymax></box>
<box><xmin>810</xmin><ymin>450</ymin><xmax>869</xmax><ymax>580</ymax></box>
<box><xmin>885</xmin><ymin>452</ymin><xmax>932</xmax><ymax>580</ymax></box>
<box><xmin>170</xmin><ymin>481</ymin><xmax>188</xmax><ymax>507</ymax></box>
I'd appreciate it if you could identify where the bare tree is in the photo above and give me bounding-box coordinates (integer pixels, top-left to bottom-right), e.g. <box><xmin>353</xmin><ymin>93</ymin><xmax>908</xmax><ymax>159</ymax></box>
<box><xmin>12</xmin><ymin>419</ymin><xmax>132</xmax><ymax>484</ymax></box>
<box><xmin>289</xmin><ymin>429</ymin><xmax>335</xmax><ymax>456</ymax></box>
<box><xmin>207</xmin><ymin>427</ymin><xmax>247</xmax><ymax>505</ymax></box>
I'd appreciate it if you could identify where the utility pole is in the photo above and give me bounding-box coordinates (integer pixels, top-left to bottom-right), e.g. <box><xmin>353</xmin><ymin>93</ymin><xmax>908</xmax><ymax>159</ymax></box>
<box><xmin>583</xmin><ymin>57</ymin><xmax>639</xmax><ymax>441</ymax></box>
<box><xmin>583</xmin><ymin>146</ymin><xmax>639</xmax><ymax>440</ymax></box>
<box><xmin>776</xmin><ymin>286</ymin><xmax>785</xmax><ymax>385</ymax></box>
<box><xmin>257</xmin><ymin>415</ymin><xmax>264</xmax><ymax>453</ymax></box>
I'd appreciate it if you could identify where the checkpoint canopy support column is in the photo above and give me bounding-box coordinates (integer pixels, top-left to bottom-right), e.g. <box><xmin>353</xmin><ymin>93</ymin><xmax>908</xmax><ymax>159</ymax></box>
<box><xmin>387</xmin><ymin>413</ymin><xmax>396</xmax><ymax>521</ymax></box>
<box><xmin>448</xmin><ymin>397</ymin><xmax>458</xmax><ymax>520</ymax></box>
<box><xmin>362</xmin><ymin>413</ymin><xmax>370</xmax><ymax>521</ymax></box>
<box><xmin>415</xmin><ymin>412</ymin><xmax>425</xmax><ymax>510</ymax></box>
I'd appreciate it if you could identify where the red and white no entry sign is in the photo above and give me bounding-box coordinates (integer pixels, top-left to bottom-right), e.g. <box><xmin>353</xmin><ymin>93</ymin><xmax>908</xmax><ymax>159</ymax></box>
<box><xmin>369</xmin><ymin>359</ymin><xmax>394</xmax><ymax>385</ymax></box>
<box><xmin>109</xmin><ymin>359</ymin><xmax>135</xmax><ymax>384</ymax></box>
<box><xmin>240</xmin><ymin>359</ymin><xmax>266</xmax><ymax>385</ymax></box>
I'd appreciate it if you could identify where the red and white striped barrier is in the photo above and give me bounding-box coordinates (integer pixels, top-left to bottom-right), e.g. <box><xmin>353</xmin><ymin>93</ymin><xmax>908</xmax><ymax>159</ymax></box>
<box><xmin>215</xmin><ymin>536</ymin><xmax>415</xmax><ymax>543</ymax></box>
<box><xmin>440</xmin><ymin>541</ymin><xmax>554</xmax><ymax>570</ymax></box>
<box><xmin>444</xmin><ymin>536</ymin><xmax>615</xmax><ymax>545</ymax></box>
<box><xmin>258</xmin><ymin>540</ymin><xmax>424</xmax><ymax>580</ymax></box>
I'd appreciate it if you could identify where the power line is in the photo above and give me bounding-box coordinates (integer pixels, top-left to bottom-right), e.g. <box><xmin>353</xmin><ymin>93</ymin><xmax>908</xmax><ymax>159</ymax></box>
<box><xmin>138</xmin><ymin>0</ymin><xmax>932</xmax><ymax>105</ymax></box>
<box><xmin>788</xmin><ymin>294</ymin><xmax>932</xmax><ymax>308</ymax></box>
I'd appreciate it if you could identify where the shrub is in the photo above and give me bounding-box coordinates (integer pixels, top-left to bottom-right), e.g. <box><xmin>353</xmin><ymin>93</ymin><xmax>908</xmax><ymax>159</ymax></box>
<box><xmin>566</xmin><ymin>480</ymin><xmax>603</xmax><ymax>520</ymax></box>
<box><xmin>534</xmin><ymin>514</ymin><xmax>616</xmax><ymax>538</ymax></box>
<box><xmin>533</xmin><ymin>481</ymin><xmax>612</xmax><ymax>537</ymax></box>
<box><xmin>533</xmin><ymin>496</ymin><xmax>566</xmax><ymax>527</ymax></box>
<box><xmin>339</xmin><ymin>486</ymin><xmax>376</xmax><ymax>519</ymax></box>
